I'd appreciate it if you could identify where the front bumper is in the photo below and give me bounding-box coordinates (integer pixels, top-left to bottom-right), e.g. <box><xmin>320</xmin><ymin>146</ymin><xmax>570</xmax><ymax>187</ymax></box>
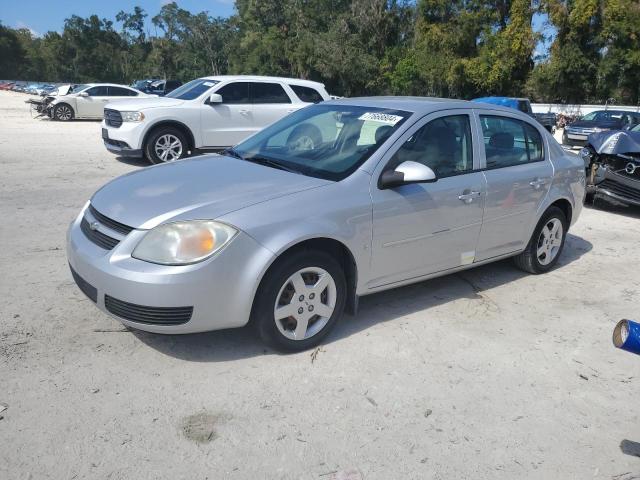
<box><xmin>101</xmin><ymin>120</ymin><xmax>146</xmax><ymax>157</ymax></box>
<box><xmin>563</xmin><ymin>131</ymin><xmax>588</xmax><ymax>147</ymax></box>
<box><xmin>66</xmin><ymin>206</ymin><xmax>275</xmax><ymax>334</ymax></box>
<box><xmin>593</xmin><ymin>168</ymin><xmax>640</xmax><ymax>207</ymax></box>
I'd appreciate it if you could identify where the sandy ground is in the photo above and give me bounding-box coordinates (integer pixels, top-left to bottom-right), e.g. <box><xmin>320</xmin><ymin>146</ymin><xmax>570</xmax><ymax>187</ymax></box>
<box><xmin>1</xmin><ymin>90</ymin><xmax>639</xmax><ymax>480</ymax></box>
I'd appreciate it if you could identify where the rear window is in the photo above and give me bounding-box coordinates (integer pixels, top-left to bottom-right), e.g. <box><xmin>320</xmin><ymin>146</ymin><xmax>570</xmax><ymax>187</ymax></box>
<box><xmin>108</xmin><ymin>87</ymin><xmax>138</xmax><ymax>97</ymax></box>
<box><xmin>290</xmin><ymin>85</ymin><xmax>324</xmax><ymax>103</ymax></box>
<box><xmin>480</xmin><ymin>115</ymin><xmax>544</xmax><ymax>169</ymax></box>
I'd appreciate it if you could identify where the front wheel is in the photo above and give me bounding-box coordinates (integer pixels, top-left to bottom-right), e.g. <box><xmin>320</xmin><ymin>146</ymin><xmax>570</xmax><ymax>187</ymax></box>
<box><xmin>253</xmin><ymin>250</ymin><xmax>347</xmax><ymax>351</ymax></box>
<box><xmin>54</xmin><ymin>103</ymin><xmax>74</xmax><ymax>121</ymax></box>
<box><xmin>144</xmin><ymin>127</ymin><xmax>188</xmax><ymax>165</ymax></box>
<box><xmin>514</xmin><ymin>206</ymin><xmax>568</xmax><ymax>274</ymax></box>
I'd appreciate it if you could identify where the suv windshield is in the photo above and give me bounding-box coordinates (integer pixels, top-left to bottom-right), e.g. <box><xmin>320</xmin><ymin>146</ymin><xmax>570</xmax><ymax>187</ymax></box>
<box><xmin>166</xmin><ymin>78</ymin><xmax>219</xmax><ymax>100</ymax></box>
<box><xmin>233</xmin><ymin>104</ymin><xmax>411</xmax><ymax>181</ymax></box>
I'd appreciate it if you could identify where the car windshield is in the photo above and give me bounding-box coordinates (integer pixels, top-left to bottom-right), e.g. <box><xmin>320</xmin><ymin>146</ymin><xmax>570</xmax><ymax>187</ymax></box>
<box><xmin>233</xmin><ymin>104</ymin><xmax>411</xmax><ymax>181</ymax></box>
<box><xmin>70</xmin><ymin>84</ymin><xmax>89</xmax><ymax>93</ymax></box>
<box><xmin>166</xmin><ymin>78</ymin><xmax>219</xmax><ymax>100</ymax></box>
<box><xmin>580</xmin><ymin>110</ymin><xmax>625</xmax><ymax>122</ymax></box>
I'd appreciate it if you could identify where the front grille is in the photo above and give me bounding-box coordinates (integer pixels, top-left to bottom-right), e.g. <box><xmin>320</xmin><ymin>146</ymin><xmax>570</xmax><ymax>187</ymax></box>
<box><xmin>69</xmin><ymin>264</ymin><xmax>97</xmax><ymax>303</ymax></box>
<box><xmin>89</xmin><ymin>205</ymin><xmax>133</xmax><ymax>235</ymax></box>
<box><xmin>104</xmin><ymin>109</ymin><xmax>123</xmax><ymax>128</ymax></box>
<box><xmin>81</xmin><ymin>217</ymin><xmax>120</xmax><ymax>250</ymax></box>
<box><xmin>104</xmin><ymin>295</ymin><xmax>193</xmax><ymax>325</ymax></box>
<box><xmin>598</xmin><ymin>179</ymin><xmax>640</xmax><ymax>203</ymax></box>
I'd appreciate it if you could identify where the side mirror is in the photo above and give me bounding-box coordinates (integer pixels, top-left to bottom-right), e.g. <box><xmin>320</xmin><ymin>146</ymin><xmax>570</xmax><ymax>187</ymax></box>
<box><xmin>208</xmin><ymin>93</ymin><xmax>223</xmax><ymax>104</ymax></box>
<box><xmin>379</xmin><ymin>161</ymin><xmax>437</xmax><ymax>189</ymax></box>
<box><xmin>78</xmin><ymin>91</ymin><xmax>89</xmax><ymax>97</ymax></box>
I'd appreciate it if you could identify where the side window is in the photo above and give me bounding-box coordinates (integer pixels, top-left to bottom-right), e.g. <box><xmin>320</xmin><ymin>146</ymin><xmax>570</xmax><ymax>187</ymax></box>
<box><xmin>390</xmin><ymin>115</ymin><xmax>473</xmax><ymax>178</ymax></box>
<box><xmin>108</xmin><ymin>87</ymin><xmax>138</xmax><ymax>97</ymax></box>
<box><xmin>251</xmin><ymin>82</ymin><xmax>291</xmax><ymax>104</ymax></box>
<box><xmin>85</xmin><ymin>86</ymin><xmax>108</xmax><ymax>96</ymax></box>
<box><xmin>216</xmin><ymin>82</ymin><xmax>250</xmax><ymax>104</ymax></box>
<box><xmin>290</xmin><ymin>85</ymin><xmax>323</xmax><ymax>103</ymax></box>
<box><xmin>480</xmin><ymin>115</ymin><xmax>543</xmax><ymax>169</ymax></box>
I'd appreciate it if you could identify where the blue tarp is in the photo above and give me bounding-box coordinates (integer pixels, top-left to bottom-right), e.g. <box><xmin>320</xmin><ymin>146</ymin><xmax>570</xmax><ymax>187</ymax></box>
<box><xmin>472</xmin><ymin>97</ymin><xmax>520</xmax><ymax>110</ymax></box>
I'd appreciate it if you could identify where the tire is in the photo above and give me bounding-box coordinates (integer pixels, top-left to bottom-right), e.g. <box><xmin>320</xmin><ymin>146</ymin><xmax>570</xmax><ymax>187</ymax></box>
<box><xmin>286</xmin><ymin>124</ymin><xmax>322</xmax><ymax>152</ymax></box>
<box><xmin>514</xmin><ymin>206</ymin><xmax>568</xmax><ymax>274</ymax></box>
<box><xmin>144</xmin><ymin>127</ymin><xmax>189</xmax><ymax>165</ymax></box>
<box><xmin>253</xmin><ymin>250</ymin><xmax>347</xmax><ymax>352</ymax></box>
<box><xmin>54</xmin><ymin>103</ymin><xmax>74</xmax><ymax>121</ymax></box>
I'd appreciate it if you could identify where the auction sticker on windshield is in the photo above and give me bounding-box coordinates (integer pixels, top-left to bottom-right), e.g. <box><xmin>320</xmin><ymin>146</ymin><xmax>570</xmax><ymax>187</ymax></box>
<box><xmin>358</xmin><ymin>112</ymin><xmax>404</xmax><ymax>125</ymax></box>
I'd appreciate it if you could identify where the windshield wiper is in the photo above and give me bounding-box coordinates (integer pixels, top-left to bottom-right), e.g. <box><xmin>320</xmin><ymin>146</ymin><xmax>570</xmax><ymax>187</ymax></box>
<box><xmin>222</xmin><ymin>147</ymin><xmax>244</xmax><ymax>160</ymax></box>
<box><xmin>244</xmin><ymin>155</ymin><xmax>301</xmax><ymax>174</ymax></box>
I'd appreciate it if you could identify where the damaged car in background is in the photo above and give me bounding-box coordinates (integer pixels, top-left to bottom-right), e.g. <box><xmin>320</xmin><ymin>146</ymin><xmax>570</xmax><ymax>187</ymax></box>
<box><xmin>581</xmin><ymin>126</ymin><xmax>640</xmax><ymax>206</ymax></box>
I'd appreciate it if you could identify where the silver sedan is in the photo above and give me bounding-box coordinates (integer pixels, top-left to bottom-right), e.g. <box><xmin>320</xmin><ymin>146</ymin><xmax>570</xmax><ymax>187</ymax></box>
<box><xmin>67</xmin><ymin>97</ymin><xmax>586</xmax><ymax>350</ymax></box>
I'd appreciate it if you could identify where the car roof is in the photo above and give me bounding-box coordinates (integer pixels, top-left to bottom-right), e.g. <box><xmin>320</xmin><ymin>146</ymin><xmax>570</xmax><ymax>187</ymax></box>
<box><xmin>201</xmin><ymin>75</ymin><xmax>325</xmax><ymax>88</ymax></box>
<box><xmin>85</xmin><ymin>83</ymin><xmax>137</xmax><ymax>88</ymax></box>
<box><xmin>324</xmin><ymin>96</ymin><xmax>525</xmax><ymax>116</ymax></box>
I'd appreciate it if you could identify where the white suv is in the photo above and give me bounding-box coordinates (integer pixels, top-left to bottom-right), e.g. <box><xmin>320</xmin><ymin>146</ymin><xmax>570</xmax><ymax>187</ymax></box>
<box><xmin>101</xmin><ymin>75</ymin><xmax>330</xmax><ymax>164</ymax></box>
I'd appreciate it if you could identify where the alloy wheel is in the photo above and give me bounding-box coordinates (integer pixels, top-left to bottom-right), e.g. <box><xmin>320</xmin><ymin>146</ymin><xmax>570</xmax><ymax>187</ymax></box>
<box><xmin>273</xmin><ymin>267</ymin><xmax>337</xmax><ymax>341</ymax></box>
<box><xmin>154</xmin><ymin>134</ymin><xmax>183</xmax><ymax>162</ymax></box>
<box><xmin>536</xmin><ymin>218</ymin><xmax>563</xmax><ymax>265</ymax></box>
<box><xmin>56</xmin><ymin>105</ymin><xmax>72</xmax><ymax>121</ymax></box>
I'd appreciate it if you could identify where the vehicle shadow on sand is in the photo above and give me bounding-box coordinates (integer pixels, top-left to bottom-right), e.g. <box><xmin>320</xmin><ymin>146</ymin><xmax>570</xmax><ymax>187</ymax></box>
<box><xmin>131</xmin><ymin>233</ymin><xmax>593</xmax><ymax>362</ymax></box>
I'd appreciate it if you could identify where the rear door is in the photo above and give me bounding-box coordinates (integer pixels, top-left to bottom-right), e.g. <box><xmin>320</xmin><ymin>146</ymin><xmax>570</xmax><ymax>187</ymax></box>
<box><xmin>200</xmin><ymin>81</ymin><xmax>253</xmax><ymax>147</ymax></box>
<box><xmin>76</xmin><ymin>86</ymin><xmax>109</xmax><ymax>118</ymax></box>
<box><xmin>474</xmin><ymin>112</ymin><xmax>553</xmax><ymax>261</ymax></box>
<box><xmin>250</xmin><ymin>81</ymin><xmax>297</xmax><ymax>130</ymax></box>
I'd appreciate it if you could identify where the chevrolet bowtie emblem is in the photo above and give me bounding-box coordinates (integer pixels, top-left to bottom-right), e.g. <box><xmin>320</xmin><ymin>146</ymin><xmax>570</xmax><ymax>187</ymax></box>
<box><xmin>89</xmin><ymin>221</ymin><xmax>100</xmax><ymax>231</ymax></box>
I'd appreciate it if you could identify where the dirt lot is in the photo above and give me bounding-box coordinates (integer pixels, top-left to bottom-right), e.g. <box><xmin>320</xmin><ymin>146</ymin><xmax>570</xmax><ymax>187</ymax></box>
<box><xmin>1</xmin><ymin>90</ymin><xmax>639</xmax><ymax>480</ymax></box>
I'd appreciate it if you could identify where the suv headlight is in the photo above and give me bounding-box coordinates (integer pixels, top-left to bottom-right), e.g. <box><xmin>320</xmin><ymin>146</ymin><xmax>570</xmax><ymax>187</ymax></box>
<box><xmin>121</xmin><ymin>111</ymin><xmax>145</xmax><ymax>122</ymax></box>
<box><xmin>592</xmin><ymin>127</ymin><xmax>610</xmax><ymax>133</ymax></box>
<box><xmin>132</xmin><ymin>221</ymin><xmax>237</xmax><ymax>265</ymax></box>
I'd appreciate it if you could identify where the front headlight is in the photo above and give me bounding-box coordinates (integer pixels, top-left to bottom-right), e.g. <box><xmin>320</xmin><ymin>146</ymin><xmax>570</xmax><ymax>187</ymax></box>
<box><xmin>121</xmin><ymin>111</ymin><xmax>145</xmax><ymax>122</ymax></box>
<box><xmin>132</xmin><ymin>221</ymin><xmax>237</xmax><ymax>265</ymax></box>
<box><xmin>593</xmin><ymin>127</ymin><xmax>610</xmax><ymax>133</ymax></box>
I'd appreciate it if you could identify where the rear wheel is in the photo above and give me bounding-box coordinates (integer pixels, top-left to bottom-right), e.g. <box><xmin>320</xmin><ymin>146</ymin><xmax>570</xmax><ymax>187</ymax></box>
<box><xmin>253</xmin><ymin>250</ymin><xmax>346</xmax><ymax>351</ymax></box>
<box><xmin>54</xmin><ymin>103</ymin><xmax>74</xmax><ymax>121</ymax></box>
<box><xmin>145</xmin><ymin>127</ymin><xmax>189</xmax><ymax>165</ymax></box>
<box><xmin>514</xmin><ymin>206</ymin><xmax>567</xmax><ymax>274</ymax></box>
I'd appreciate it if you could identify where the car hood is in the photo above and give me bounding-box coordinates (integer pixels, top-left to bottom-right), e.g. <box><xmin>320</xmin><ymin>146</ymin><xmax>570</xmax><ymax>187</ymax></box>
<box><xmin>90</xmin><ymin>154</ymin><xmax>332</xmax><ymax>229</ymax></box>
<box><xmin>570</xmin><ymin>119</ymin><xmax>622</xmax><ymax>129</ymax></box>
<box><xmin>104</xmin><ymin>97</ymin><xmax>184</xmax><ymax>110</ymax></box>
<box><xmin>588</xmin><ymin>130</ymin><xmax>640</xmax><ymax>155</ymax></box>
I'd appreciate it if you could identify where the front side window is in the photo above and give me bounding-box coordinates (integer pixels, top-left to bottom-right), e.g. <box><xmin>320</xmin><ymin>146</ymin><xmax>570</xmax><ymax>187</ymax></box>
<box><xmin>85</xmin><ymin>86</ymin><xmax>108</xmax><ymax>96</ymax></box>
<box><xmin>216</xmin><ymin>82</ymin><xmax>250</xmax><ymax>104</ymax></box>
<box><xmin>480</xmin><ymin>115</ymin><xmax>543</xmax><ymax>169</ymax></box>
<box><xmin>166</xmin><ymin>78</ymin><xmax>220</xmax><ymax>100</ymax></box>
<box><xmin>234</xmin><ymin>104</ymin><xmax>410</xmax><ymax>181</ymax></box>
<box><xmin>389</xmin><ymin>115</ymin><xmax>474</xmax><ymax>178</ymax></box>
<box><xmin>251</xmin><ymin>82</ymin><xmax>291</xmax><ymax>104</ymax></box>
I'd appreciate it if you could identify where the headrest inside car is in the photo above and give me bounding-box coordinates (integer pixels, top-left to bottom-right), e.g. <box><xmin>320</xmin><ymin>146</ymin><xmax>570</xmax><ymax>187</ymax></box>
<box><xmin>489</xmin><ymin>132</ymin><xmax>514</xmax><ymax>149</ymax></box>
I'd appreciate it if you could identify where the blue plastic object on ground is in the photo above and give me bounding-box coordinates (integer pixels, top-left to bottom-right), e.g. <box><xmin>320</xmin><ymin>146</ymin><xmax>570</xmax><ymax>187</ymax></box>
<box><xmin>613</xmin><ymin>319</ymin><xmax>640</xmax><ymax>355</ymax></box>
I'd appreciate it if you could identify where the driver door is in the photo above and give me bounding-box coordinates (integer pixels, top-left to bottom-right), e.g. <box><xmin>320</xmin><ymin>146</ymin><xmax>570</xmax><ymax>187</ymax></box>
<box><xmin>200</xmin><ymin>82</ymin><xmax>254</xmax><ymax>147</ymax></box>
<box><xmin>369</xmin><ymin>111</ymin><xmax>486</xmax><ymax>288</ymax></box>
<box><xmin>76</xmin><ymin>86</ymin><xmax>109</xmax><ymax>118</ymax></box>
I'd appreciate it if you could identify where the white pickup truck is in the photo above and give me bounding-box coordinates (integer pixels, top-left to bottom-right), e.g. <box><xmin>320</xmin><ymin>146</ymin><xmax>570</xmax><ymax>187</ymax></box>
<box><xmin>101</xmin><ymin>75</ymin><xmax>330</xmax><ymax>164</ymax></box>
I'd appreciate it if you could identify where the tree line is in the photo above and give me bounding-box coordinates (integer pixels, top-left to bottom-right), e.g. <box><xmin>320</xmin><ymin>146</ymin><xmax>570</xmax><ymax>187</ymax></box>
<box><xmin>1</xmin><ymin>0</ymin><xmax>639</xmax><ymax>104</ymax></box>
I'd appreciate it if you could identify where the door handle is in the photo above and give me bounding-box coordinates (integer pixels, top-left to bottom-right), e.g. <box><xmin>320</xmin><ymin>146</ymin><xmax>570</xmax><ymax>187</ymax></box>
<box><xmin>458</xmin><ymin>191</ymin><xmax>481</xmax><ymax>204</ymax></box>
<box><xmin>529</xmin><ymin>178</ymin><xmax>548</xmax><ymax>189</ymax></box>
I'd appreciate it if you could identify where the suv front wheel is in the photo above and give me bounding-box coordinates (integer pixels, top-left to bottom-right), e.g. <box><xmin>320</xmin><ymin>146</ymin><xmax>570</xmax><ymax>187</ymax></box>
<box><xmin>145</xmin><ymin>127</ymin><xmax>189</xmax><ymax>164</ymax></box>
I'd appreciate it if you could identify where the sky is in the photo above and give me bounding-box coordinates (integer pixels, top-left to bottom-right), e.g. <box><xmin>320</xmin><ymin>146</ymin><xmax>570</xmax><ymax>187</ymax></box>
<box><xmin>1</xmin><ymin>0</ymin><xmax>236</xmax><ymax>36</ymax></box>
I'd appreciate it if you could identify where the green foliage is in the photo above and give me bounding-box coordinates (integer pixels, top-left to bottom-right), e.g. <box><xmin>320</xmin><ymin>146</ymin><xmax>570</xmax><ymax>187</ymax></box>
<box><xmin>0</xmin><ymin>0</ymin><xmax>638</xmax><ymax>103</ymax></box>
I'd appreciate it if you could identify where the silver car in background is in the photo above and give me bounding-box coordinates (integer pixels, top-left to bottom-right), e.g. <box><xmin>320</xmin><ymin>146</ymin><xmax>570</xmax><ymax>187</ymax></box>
<box><xmin>67</xmin><ymin>97</ymin><xmax>586</xmax><ymax>351</ymax></box>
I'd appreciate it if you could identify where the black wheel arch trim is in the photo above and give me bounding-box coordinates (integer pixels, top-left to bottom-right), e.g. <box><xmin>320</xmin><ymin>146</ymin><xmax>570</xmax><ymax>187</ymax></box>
<box><xmin>143</xmin><ymin>120</ymin><xmax>196</xmax><ymax>152</ymax></box>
